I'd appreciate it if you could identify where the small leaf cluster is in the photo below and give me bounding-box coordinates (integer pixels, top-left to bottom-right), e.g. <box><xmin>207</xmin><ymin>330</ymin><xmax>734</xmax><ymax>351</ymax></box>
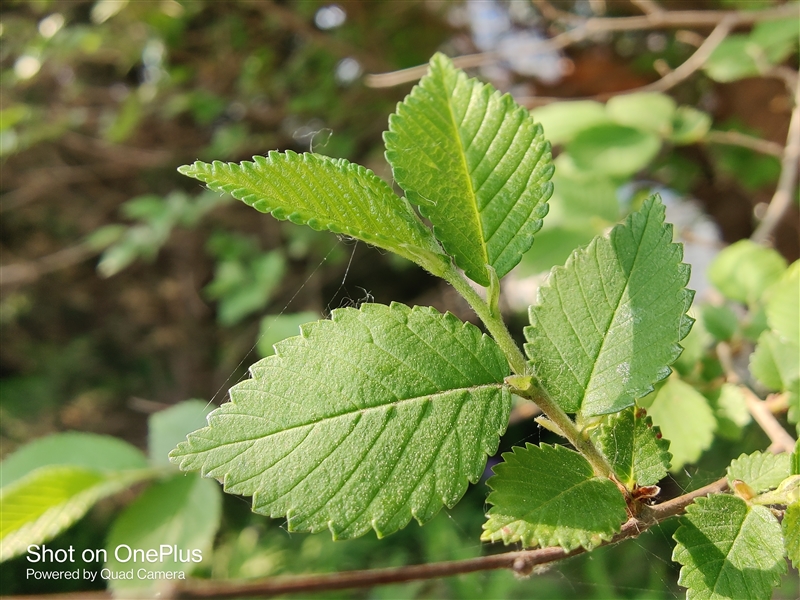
<box><xmin>0</xmin><ymin>401</ymin><xmax>221</xmax><ymax>595</ymax></box>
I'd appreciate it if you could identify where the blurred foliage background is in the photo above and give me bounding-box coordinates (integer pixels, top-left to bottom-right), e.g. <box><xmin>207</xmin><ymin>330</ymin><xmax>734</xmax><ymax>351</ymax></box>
<box><xmin>1</xmin><ymin>0</ymin><xmax>798</xmax><ymax>597</ymax></box>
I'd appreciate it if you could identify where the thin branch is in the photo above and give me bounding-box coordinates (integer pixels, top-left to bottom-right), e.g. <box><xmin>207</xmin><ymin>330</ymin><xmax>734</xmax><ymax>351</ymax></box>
<box><xmin>751</xmin><ymin>74</ymin><xmax>800</xmax><ymax>244</ymax></box>
<box><xmin>704</xmin><ymin>130</ymin><xmax>784</xmax><ymax>158</ymax></box>
<box><xmin>630</xmin><ymin>0</ymin><xmax>664</xmax><ymax>16</ymax></box>
<box><xmin>166</xmin><ymin>478</ymin><xmax>728</xmax><ymax>600</ymax></box>
<box><xmin>0</xmin><ymin>243</ymin><xmax>97</xmax><ymax>287</ymax></box>
<box><xmin>516</xmin><ymin>15</ymin><xmax>734</xmax><ymax>107</ymax></box>
<box><xmin>365</xmin><ymin>4</ymin><xmax>798</xmax><ymax>88</ymax></box>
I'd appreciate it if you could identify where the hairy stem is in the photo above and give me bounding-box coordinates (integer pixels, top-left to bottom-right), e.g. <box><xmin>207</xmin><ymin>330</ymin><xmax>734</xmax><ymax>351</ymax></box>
<box><xmin>442</xmin><ymin>267</ymin><xmax>528</xmax><ymax>375</ymax></box>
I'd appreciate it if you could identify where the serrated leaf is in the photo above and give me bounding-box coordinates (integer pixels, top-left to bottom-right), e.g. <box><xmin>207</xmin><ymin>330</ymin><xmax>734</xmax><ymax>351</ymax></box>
<box><xmin>673</xmin><ymin>494</ymin><xmax>786</xmax><ymax>600</ymax></box>
<box><xmin>482</xmin><ymin>444</ymin><xmax>626</xmax><ymax>551</ymax></box>
<box><xmin>766</xmin><ymin>261</ymin><xmax>799</xmax><ymax>347</ymax></box>
<box><xmin>104</xmin><ymin>474</ymin><xmax>221</xmax><ymax>591</ymax></box>
<box><xmin>171</xmin><ymin>303</ymin><xmax>511</xmax><ymax>539</ymax></box>
<box><xmin>750</xmin><ymin>330</ymin><xmax>800</xmax><ymax>392</ymax></box>
<box><xmin>0</xmin><ymin>466</ymin><xmax>151</xmax><ymax>562</ymax></box>
<box><xmin>708</xmin><ymin>240</ymin><xmax>787</xmax><ymax>306</ymax></box>
<box><xmin>644</xmin><ymin>378</ymin><xmax>716</xmax><ymax>471</ymax></box>
<box><xmin>594</xmin><ymin>406</ymin><xmax>671</xmax><ymax>489</ymax></box>
<box><xmin>384</xmin><ymin>53</ymin><xmax>553</xmax><ymax>285</ymax></box>
<box><xmin>149</xmin><ymin>400</ymin><xmax>214</xmax><ymax>467</ymax></box>
<box><xmin>525</xmin><ymin>196</ymin><xmax>694</xmax><ymax>416</ymax></box>
<box><xmin>785</xmin><ymin>501</ymin><xmax>800</xmax><ymax>568</ymax></box>
<box><xmin>727</xmin><ymin>451</ymin><xmax>791</xmax><ymax>493</ymax></box>
<box><xmin>178</xmin><ymin>152</ymin><xmax>448</xmax><ymax>276</ymax></box>
<box><xmin>0</xmin><ymin>432</ymin><xmax>147</xmax><ymax>489</ymax></box>
<box><xmin>258</xmin><ymin>311</ymin><xmax>319</xmax><ymax>357</ymax></box>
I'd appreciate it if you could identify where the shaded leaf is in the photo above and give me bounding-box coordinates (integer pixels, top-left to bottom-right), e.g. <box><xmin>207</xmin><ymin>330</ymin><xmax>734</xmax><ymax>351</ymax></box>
<box><xmin>785</xmin><ymin>502</ymin><xmax>800</xmax><ymax>568</ymax></box>
<box><xmin>384</xmin><ymin>53</ymin><xmax>553</xmax><ymax>285</ymax></box>
<box><xmin>673</xmin><ymin>494</ymin><xmax>786</xmax><ymax>599</ymax></box>
<box><xmin>566</xmin><ymin>123</ymin><xmax>661</xmax><ymax>178</ymax></box>
<box><xmin>0</xmin><ymin>432</ymin><xmax>147</xmax><ymax>489</ymax></box>
<box><xmin>643</xmin><ymin>378</ymin><xmax>716</xmax><ymax>471</ymax></box>
<box><xmin>707</xmin><ymin>383</ymin><xmax>750</xmax><ymax>441</ymax></box>
<box><xmin>750</xmin><ymin>330</ymin><xmax>799</xmax><ymax>392</ymax></box>
<box><xmin>727</xmin><ymin>451</ymin><xmax>791</xmax><ymax>494</ymax></box>
<box><xmin>594</xmin><ymin>406</ymin><xmax>671</xmax><ymax>489</ymax></box>
<box><xmin>105</xmin><ymin>474</ymin><xmax>221</xmax><ymax>591</ymax></box>
<box><xmin>179</xmin><ymin>152</ymin><xmax>448</xmax><ymax>276</ymax></box>
<box><xmin>0</xmin><ymin>466</ymin><xmax>151</xmax><ymax>562</ymax></box>
<box><xmin>525</xmin><ymin>196</ymin><xmax>694</xmax><ymax>416</ymax></box>
<box><xmin>149</xmin><ymin>400</ymin><xmax>214</xmax><ymax>467</ymax></box>
<box><xmin>765</xmin><ymin>261</ymin><xmax>799</xmax><ymax>347</ymax></box>
<box><xmin>171</xmin><ymin>303</ymin><xmax>511</xmax><ymax>539</ymax></box>
<box><xmin>708</xmin><ymin>240</ymin><xmax>786</xmax><ymax>305</ymax></box>
<box><xmin>671</xmin><ymin>107</ymin><xmax>712</xmax><ymax>145</ymax></box>
<box><xmin>482</xmin><ymin>444</ymin><xmax>626</xmax><ymax>551</ymax></box>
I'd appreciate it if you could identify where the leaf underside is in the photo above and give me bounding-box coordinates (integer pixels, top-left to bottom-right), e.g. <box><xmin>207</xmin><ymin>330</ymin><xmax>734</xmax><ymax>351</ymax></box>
<box><xmin>171</xmin><ymin>303</ymin><xmax>511</xmax><ymax>539</ymax></box>
<box><xmin>727</xmin><ymin>451</ymin><xmax>791</xmax><ymax>494</ymax></box>
<box><xmin>594</xmin><ymin>406</ymin><xmax>671</xmax><ymax>489</ymax></box>
<box><xmin>385</xmin><ymin>53</ymin><xmax>553</xmax><ymax>286</ymax></box>
<box><xmin>526</xmin><ymin>196</ymin><xmax>694</xmax><ymax>416</ymax></box>
<box><xmin>482</xmin><ymin>443</ymin><xmax>627</xmax><ymax>551</ymax></box>
<box><xmin>178</xmin><ymin>152</ymin><xmax>448</xmax><ymax>275</ymax></box>
<box><xmin>673</xmin><ymin>494</ymin><xmax>786</xmax><ymax>600</ymax></box>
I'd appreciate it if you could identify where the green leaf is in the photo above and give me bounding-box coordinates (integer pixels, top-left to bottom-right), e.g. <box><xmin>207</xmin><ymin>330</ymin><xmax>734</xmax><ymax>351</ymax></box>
<box><xmin>104</xmin><ymin>474</ymin><xmax>221</xmax><ymax>590</ymax></box>
<box><xmin>785</xmin><ymin>501</ymin><xmax>800</xmax><ymax>568</ymax></box>
<box><xmin>793</xmin><ymin>440</ymin><xmax>800</xmax><ymax>475</ymax></box>
<box><xmin>178</xmin><ymin>152</ymin><xmax>448</xmax><ymax>276</ymax></box>
<box><xmin>530</xmin><ymin>100</ymin><xmax>610</xmax><ymax>145</ymax></box>
<box><xmin>606</xmin><ymin>92</ymin><xmax>676</xmax><ymax>137</ymax></box>
<box><xmin>643</xmin><ymin>378</ymin><xmax>716</xmax><ymax>471</ymax></box>
<box><xmin>384</xmin><ymin>53</ymin><xmax>553</xmax><ymax>285</ymax></box>
<box><xmin>0</xmin><ymin>432</ymin><xmax>147</xmax><ymax>489</ymax></box>
<box><xmin>0</xmin><ymin>466</ymin><xmax>151</xmax><ymax>562</ymax></box>
<box><xmin>708</xmin><ymin>240</ymin><xmax>787</xmax><ymax>305</ymax></box>
<box><xmin>766</xmin><ymin>261</ymin><xmax>799</xmax><ymax>347</ymax></box>
<box><xmin>707</xmin><ymin>383</ymin><xmax>751</xmax><ymax>441</ymax></box>
<box><xmin>171</xmin><ymin>303</ymin><xmax>511</xmax><ymax>539</ymax></box>
<box><xmin>525</xmin><ymin>196</ymin><xmax>694</xmax><ymax>416</ymax></box>
<box><xmin>671</xmin><ymin>107</ymin><xmax>712</xmax><ymax>145</ymax></box>
<box><xmin>704</xmin><ymin>36</ymin><xmax>761</xmax><ymax>83</ymax></box>
<box><xmin>750</xmin><ymin>330</ymin><xmax>799</xmax><ymax>391</ymax></box>
<box><xmin>700</xmin><ymin>304</ymin><xmax>738</xmax><ymax>342</ymax></box>
<box><xmin>257</xmin><ymin>311</ymin><xmax>319</xmax><ymax>357</ymax></box>
<box><xmin>482</xmin><ymin>443</ymin><xmax>627</xmax><ymax>551</ymax></box>
<box><xmin>727</xmin><ymin>451</ymin><xmax>791</xmax><ymax>493</ymax></box>
<box><xmin>566</xmin><ymin>123</ymin><xmax>661</xmax><ymax>178</ymax></box>
<box><xmin>149</xmin><ymin>400</ymin><xmax>214</xmax><ymax>467</ymax></box>
<box><xmin>673</xmin><ymin>494</ymin><xmax>786</xmax><ymax>600</ymax></box>
<box><xmin>593</xmin><ymin>407</ymin><xmax>671</xmax><ymax>489</ymax></box>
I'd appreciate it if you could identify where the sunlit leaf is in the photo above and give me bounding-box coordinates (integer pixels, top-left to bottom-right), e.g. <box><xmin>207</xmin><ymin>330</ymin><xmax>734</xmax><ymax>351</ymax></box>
<box><xmin>171</xmin><ymin>303</ymin><xmax>511</xmax><ymax>539</ymax></box>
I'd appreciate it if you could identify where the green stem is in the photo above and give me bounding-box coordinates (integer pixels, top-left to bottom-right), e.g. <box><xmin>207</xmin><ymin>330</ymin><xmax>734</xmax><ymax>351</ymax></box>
<box><xmin>443</xmin><ymin>266</ymin><xmax>615</xmax><ymax>480</ymax></box>
<box><xmin>443</xmin><ymin>267</ymin><xmax>528</xmax><ymax>375</ymax></box>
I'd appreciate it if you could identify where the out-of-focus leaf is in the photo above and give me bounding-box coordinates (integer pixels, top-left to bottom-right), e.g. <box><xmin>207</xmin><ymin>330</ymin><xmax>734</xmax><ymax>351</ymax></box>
<box><xmin>257</xmin><ymin>312</ymin><xmax>319</xmax><ymax>357</ymax></box>
<box><xmin>149</xmin><ymin>400</ymin><xmax>214</xmax><ymax>467</ymax></box>
<box><xmin>530</xmin><ymin>100</ymin><xmax>610</xmax><ymax>145</ymax></box>
<box><xmin>566</xmin><ymin>124</ymin><xmax>661</xmax><ymax>178</ymax></box>
<box><xmin>671</xmin><ymin>107</ymin><xmax>712</xmax><ymax>144</ymax></box>
<box><xmin>606</xmin><ymin>92</ymin><xmax>676</xmax><ymax>137</ymax></box>
<box><xmin>708</xmin><ymin>240</ymin><xmax>786</xmax><ymax>305</ymax></box>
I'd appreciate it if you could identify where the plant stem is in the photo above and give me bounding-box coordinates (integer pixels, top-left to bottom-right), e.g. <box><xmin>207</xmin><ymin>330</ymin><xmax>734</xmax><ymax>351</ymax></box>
<box><xmin>442</xmin><ymin>267</ymin><xmax>615</xmax><ymax>480</ymax></box>
<box><xmin>442</xmin><ymin>267</ymin><xmax>528</xmax><ymax>376</ymax></box>
<box><xmin>163</xmin><ymin>478</ymin><xmax>730</xmax><ymax>599</ymax></box>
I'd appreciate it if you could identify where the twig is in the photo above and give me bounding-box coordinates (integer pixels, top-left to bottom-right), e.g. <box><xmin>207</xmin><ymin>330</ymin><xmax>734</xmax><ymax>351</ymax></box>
<box><xmin>365</xmin><ymin>3</ymin><xmax>798</xmax><ymax>88</ymax></box>
<box><xmin>704</xmin><ymin>130</ymin><xmax>784</xmax><ymax>158</ymax></box>
<box><xmin>165</xmin><ymin>478</ymin><xmax>728</xmax><ymax>599</ymax></box>
<box><xmin>630</xmin><ymin>0</ymin><xmax>664</xmax><ymax>16</ymax></box>
<box><xmin>717</xmin><ymin>342</ymin><xmax>796</xmax><ymax>454</ymax></box>
<box><xmin>743</xmin><ymin>387</ymin><xmax>797</xmax><ymax>454</ymax></box>
<box><xmin>516</xmin><ymin>16</ymin><xmax>733</xmax><ymax>107</ymax></box>
<box><xmin>0</xmin><ymin>243</ymin><xmax>97</xmax><ymax>287</ymax></box>
<box><xmin>751</xmin><ymin>74</ymin><xmax>800</xmax><ymax>244</ymax></box>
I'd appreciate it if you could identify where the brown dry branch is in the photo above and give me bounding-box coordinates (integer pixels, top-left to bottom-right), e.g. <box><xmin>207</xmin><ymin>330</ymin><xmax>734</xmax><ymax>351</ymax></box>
<box><xmin>704</xmin><ymin>130</ymin><xmax>785</xmax><ymax>158</ymax></box>
<box><xmin>365</xmin><ymin>3</ymin><xmax>798</xmax><ymax>88</ymax></box>
<box><xmin>151</xmin><ymin>478</ymin><xmax>729</xmax><ymax>600</ymax></box>
<box><xmin>0</xmin><ymin>243</ymin><xmax>98</xmax><ymax>288</ymax></box>
<box><xmin>751</xmin><ymin>74</ymin><xmax>800</xmax><ymax>244</ymax></box>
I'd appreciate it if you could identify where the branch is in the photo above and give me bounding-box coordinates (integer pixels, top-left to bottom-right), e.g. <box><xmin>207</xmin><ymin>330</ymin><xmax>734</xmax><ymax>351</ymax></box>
<box><xmin>365</xmin><ymin>3</ymin><xmax>798</xmax><ymax>88</ymax></box>
<box><xmin>704</xmin><ymin>130</ymin><xmax>784</xmax><ymax>158</ymax></box>
<box><xmin>751</xmin><ymin>74</ymin><xmax>800</xmax><ymax>244</ymax></box>
<box><xmin>165</xmin><ymin>478</ymin><xmax>729</xmax><ymax>599</ymax></box>
<box><xmin>0</xmin><ymin>243</ymin><xmax>97</xmax><ymax>287</ymax></box>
